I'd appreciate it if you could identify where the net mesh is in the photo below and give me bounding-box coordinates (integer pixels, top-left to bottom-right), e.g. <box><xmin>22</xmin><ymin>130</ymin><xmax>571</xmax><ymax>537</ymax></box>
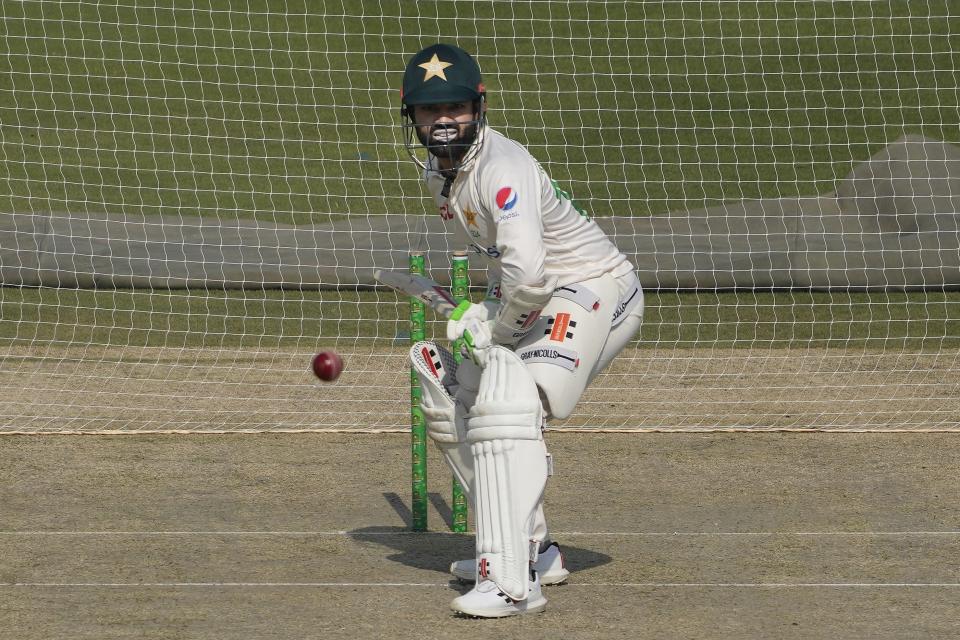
<box><xmin>1</xmin><ymin>1</ymin><xmax>958</xmax><ymax>433</ymax></box>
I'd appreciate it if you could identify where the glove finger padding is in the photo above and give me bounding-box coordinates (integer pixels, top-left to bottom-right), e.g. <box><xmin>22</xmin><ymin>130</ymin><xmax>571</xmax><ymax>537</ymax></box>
<box><xmin>447</xmin><ymin>300</ymin><xmax>493</xmax><ymax>364</ymax></box>
<box><xmin>446</xmin><ymin>299</ymin><xmax>489</xmax><ymax>343</ymax></box>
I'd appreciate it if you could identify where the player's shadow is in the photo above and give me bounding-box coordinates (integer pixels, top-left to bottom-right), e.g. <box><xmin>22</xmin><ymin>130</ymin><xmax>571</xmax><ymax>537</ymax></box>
<box><xmin>345</xmin><ymin>492</ymin><xmax>612</xmax><ymax>577</ymax></box>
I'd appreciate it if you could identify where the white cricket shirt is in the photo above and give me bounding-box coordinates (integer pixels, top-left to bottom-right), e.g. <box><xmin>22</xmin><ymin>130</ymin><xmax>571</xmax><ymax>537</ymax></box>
<box><xmin>424</xmin><ymin>126</ymin><xmax>633</xmax><ymax>299</ymax></box>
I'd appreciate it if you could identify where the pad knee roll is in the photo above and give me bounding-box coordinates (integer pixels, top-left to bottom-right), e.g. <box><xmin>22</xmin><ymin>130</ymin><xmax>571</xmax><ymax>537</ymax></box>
<box><xmin>467</xmin><ymin>345</ymin><xmax>544</xmax><ymax>442</ymax></box>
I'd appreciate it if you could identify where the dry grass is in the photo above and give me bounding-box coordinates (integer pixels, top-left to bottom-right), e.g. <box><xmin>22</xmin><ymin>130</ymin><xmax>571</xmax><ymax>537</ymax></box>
<box><xmin>2</xmin><ymin>345</ymin><xmax>957</xmax><ymax>433</ymax></box>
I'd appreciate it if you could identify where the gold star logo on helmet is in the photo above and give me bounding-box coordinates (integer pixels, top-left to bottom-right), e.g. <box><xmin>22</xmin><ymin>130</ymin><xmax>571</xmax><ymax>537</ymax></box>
<box><xmin>418</xmin><ymin>54</ymin><xmax>453</xmax><ymax>82</ymax></box>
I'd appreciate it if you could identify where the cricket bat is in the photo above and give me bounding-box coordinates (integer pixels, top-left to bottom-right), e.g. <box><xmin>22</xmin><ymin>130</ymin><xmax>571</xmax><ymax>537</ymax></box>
<box><xmin>374</xmin><ymin>269</ymin><xmax>458</xmax><ymax>319</ymax></box>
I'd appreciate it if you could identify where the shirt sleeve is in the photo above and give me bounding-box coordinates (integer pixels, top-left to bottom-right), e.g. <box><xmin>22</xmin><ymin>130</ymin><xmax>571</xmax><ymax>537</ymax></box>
<box><xmin>480</xmin><ymin>160</ymin><xmax>548</xmax><ymax>293</ymax></box>
<box><xmin>484</xmin><ymin>260</ymin><xmax>503</xmax><ymax>302</ymax></box>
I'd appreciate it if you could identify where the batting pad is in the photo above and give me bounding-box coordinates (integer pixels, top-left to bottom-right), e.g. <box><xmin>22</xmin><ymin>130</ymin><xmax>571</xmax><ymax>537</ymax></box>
<box><xmin>467</xmin><ymin>346</ymin><xmax>544</xmax><ymax>441</ymax></box>
<box><xmin>409</xmin><ymin>341</ymin><xmax>463</xmax><ymax>443</ymax></box>
<box><xmin>466</xmin><ymin>345</ymin><xmax>548</xmax><ymax>600</ymax></box>
<box><xmin>470</xmin><ymin>437</ymin><xmax>548</xmax><ymax>601</ymax></box>
<box><xmin>410</xmin><ymin>341</ymin><xmax>476</xmax><ymax>506</ymax></box>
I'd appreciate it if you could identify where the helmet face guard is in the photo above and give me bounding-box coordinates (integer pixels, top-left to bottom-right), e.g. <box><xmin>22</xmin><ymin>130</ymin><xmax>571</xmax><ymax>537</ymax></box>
<box><xmin>401</xmin><ymin>98</ymin><xmax>486</xmax><ymax>171</ymax></box>
<box><xmin>400</xmin><ymin>44</ymin><xmax>487</xmax><ymax>171</ymax></box>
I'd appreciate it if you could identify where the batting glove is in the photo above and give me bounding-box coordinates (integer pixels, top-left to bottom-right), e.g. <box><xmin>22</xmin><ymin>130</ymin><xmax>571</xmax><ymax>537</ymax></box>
<box><xmin>447</xmin><ymin>300</ymin><xmax>493</xmax><ymax>364</ymax></box>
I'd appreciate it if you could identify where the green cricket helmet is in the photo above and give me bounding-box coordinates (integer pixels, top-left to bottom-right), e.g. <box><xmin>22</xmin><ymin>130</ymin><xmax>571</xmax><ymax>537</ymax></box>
<box><xmin>401</xmin><ymin>43</ymin><xmax>485</xmax><ymax>106</ymax></box>
<box><xmin>400</xmin><ymin>43</ymin><xmax>487</xmax><ymax>170</ymax></box>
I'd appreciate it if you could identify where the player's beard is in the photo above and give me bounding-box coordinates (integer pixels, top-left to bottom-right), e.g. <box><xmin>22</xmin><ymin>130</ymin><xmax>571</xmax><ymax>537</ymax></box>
<box><xmin>417</xmin><ymin>121</ymin><xmax>480</xmax><ymax>166</ymax></box>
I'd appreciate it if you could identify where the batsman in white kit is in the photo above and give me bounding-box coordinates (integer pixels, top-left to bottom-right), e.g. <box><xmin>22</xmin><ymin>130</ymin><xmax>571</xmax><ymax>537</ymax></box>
<box><xmin>398</xmin><ymin>43</ymin><xmax>644</xmax><ymax>617</ymax></box>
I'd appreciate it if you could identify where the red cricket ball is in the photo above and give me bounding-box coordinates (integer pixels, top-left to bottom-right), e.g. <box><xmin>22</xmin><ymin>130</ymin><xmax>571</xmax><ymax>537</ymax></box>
<box><xmin>311</xmin><ymin>350</ymin><xmax>344</xmax><ymax>382</ymax></box>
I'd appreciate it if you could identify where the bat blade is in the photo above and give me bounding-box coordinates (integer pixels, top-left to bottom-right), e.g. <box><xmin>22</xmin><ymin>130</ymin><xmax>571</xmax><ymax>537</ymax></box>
<box><xmin>374</xmin><ymin>269</ymin><xmax>459</xmax><ymax>319</ymax></box>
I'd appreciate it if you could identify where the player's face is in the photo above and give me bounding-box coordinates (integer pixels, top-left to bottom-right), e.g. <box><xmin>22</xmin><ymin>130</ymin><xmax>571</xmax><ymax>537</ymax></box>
<box><xmin>411</xmin><ymin>102</ymin><xmax>482</xmax><ymax>168</ymax></box>
<box><xmin>413</xmin><ymin>102</ymin><xmax>475</xmax><ymax>143</ymax></box>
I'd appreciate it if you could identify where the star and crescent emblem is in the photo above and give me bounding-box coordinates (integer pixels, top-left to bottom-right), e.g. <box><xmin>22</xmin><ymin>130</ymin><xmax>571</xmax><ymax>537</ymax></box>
<box><xmin>418</xmin><ymin>53</ymin><xmax>453</xmax><ymax>82</ymax></box>
<box><xmin>463</xmin><ymin>208</ymin><xmax>479</xmax><ymax>228</ymax></box>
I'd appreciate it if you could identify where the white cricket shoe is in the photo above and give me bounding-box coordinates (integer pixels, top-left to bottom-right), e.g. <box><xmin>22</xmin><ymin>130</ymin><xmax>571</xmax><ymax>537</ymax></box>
<box><xmin>450</xmin><ymin>571</ymin><xmax>547</xmax><ymax>618</ymax></box>
<box><xmin>449</xmin><ymin>541</ymin><xmax>570</xmax><ymax>585</ymax></box>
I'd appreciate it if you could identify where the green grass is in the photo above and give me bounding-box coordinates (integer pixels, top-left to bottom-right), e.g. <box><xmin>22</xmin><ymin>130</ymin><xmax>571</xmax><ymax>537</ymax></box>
<box><xmin>1</xmin><ymin>1</ymin><xmax>957</xmax><ymax>220</ymax></box>
<box><xmin>0</xmin><ymin>287</ymin><xmax>402</xmax><ymax>350</ymax></box>
<box><xmin>2</xmin><ymin>287</ymin><xmax>958</xmax><ymax>350</ymax></box>
<box><xmin>1</xmin><ymin>3</ymin><xmax>957</xmax><ymax>351</ymax></box>
<box><xmin>647</xmin><ymin>290</ymin><xmax>960</xmax><ymax>349</ymax></box>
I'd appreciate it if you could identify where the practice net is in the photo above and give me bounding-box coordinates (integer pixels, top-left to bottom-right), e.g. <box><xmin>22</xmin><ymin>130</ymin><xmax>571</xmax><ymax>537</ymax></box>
<box><xmin>1</xmin><ymin>1</ymin><xmax>958</xmax><ymax>433</ymax></box>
